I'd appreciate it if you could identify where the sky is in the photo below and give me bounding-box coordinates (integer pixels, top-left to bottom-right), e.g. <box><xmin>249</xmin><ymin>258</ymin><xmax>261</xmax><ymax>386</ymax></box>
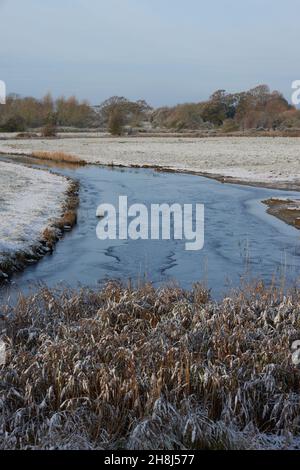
<box><xmin>0</xmin><ymin>0</ymin><xmax>299</xmax><ymax>106</ymax></box>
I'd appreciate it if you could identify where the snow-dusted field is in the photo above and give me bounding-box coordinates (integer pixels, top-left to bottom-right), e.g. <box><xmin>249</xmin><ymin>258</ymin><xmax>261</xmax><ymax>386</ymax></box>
<box><xmin>1</xmin><ymin>136</ymin><xmax>300</xmax><ymax>187</ymax></box>
<box><xmin>0</xmin><ymin>161</ymin><xmax>69</xmax><ymax>269</ymax></box>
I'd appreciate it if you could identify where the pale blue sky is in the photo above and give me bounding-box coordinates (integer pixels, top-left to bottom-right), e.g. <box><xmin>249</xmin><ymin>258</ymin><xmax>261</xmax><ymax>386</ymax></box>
<box><xmin>0</xmin><ymin>0</ymin><xmax>299</xmax><ymax>106</ymax></box>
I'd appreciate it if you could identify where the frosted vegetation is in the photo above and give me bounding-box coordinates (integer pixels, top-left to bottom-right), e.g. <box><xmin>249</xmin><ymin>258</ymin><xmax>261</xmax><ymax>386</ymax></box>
<box><xmin>0</xmin><ymin>282</ymin><xmax>300</xmax><ymax>450</ymax></box>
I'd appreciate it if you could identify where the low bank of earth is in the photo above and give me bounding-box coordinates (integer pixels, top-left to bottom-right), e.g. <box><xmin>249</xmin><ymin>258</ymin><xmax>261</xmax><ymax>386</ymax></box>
<box><xmin>0</xmin><ymin>160</ymin><xmax>78</xmax><ymax>280</ymax></box>
<box><xmin>263</xmin><ymin>197</ymin><xmax>300</xmax><ymax>230</ymax></box>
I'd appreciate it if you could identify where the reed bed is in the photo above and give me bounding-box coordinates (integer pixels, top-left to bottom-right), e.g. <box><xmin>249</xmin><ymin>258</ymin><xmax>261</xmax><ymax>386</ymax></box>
<box><xmin>31</xmin><ymin>151</ymin><xmax>86</xmax><ymax>165</ymax></box>
<box><xmin>0</xmin><ymin>282</ymin><xmax>300</xmax><ymax>450</ymax></box>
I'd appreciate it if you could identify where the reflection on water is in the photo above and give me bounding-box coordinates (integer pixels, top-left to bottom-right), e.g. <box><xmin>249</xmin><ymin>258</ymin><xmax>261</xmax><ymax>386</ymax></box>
<box><xmin>1</xmin><ymin>155</ymin><xmax>300</xmax><ymax>300</ymax></box>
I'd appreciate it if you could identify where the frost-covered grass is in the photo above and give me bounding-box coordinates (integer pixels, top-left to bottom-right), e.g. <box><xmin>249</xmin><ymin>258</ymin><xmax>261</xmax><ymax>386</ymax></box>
<box><xmin>0</xmin><ymin>161</ymin><xmax>74</xmax><ymax>277</ymax></box>
<box><xmin>1</xmin><ymin>136</ymin><xmax>300</xmax><ymax>188</ymax></box>
<box><xmin>1</xmin><ymin>282</ymin><xmax>300</xmax><ymax>450</ymax></box>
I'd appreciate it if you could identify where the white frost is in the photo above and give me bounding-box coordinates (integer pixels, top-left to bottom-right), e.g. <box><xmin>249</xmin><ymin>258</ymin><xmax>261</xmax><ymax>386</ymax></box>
<box><xmin>1</xmin><ymin>135</ymin><xmax>300</xmax><ymax>186</ymax></box>
<box><xmin>0</xmin><ymin>161</ymin><xmax>68</xmax><ymax>265</ymax></box>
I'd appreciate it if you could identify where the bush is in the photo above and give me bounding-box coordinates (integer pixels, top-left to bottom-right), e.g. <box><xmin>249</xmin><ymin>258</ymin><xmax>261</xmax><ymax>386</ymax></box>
<box><xmin>108</xmin><ymin>109</ymin><xmax>124</xmax><ymax>136</ymax></box>
<box><xmin>41</xmin><ymin>112</ymin><xmax>57</xmax><ymax>137</ymax></box>
<box><xmin>221</xmin><ymin>119</ymin><xmax>239</xmax><ymax>133</ymax></box>
<box><xmin>0</xmin><ymin>116</ymin><xmax>26</xmax><ymax>132</ymax></box>
<box><xmin>41</xmin><ymin>123</ymin><xmax>57</xmax><ymax>137</ymax></box>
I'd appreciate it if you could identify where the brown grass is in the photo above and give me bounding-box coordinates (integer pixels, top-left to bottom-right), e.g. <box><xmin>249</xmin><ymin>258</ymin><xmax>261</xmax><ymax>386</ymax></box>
<box><xmin>0</xmin><ymin>281</ymin><xmax>300</xmax><ymax>450</ymax></box>
<box><xmin>263</xmin><ymin>198</ymin><xmax>300</xmax><ymax>229</ymax></box>
<box><xmin>39</xmin><ymin>180</ymin><xmax>79</xmax><ymax>249</ymax></box>
<box><xmin>31</xmin><ymin>151</ymin><xmax>86</xmax><ymax>165</ymax></box>
<box><xmin>263</xmin><ymin>198</ymin><xmax>294</xmax><ymax>207</ymax></box>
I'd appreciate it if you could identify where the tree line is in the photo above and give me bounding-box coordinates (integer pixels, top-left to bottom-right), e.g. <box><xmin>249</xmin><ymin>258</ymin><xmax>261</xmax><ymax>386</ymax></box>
<box><xmin>1</xmin><ymin>85</ymin><xmax>299</xmax><ymax>135</ymax></box>
<box><xmin>0</xmin><ymin>94</ymin><xmax>94</xmax><ymax>134</ymax></box>
<box><xmin>151</xmin><ymin>85</ymin><xmax>300</xmax><ymax>132</ymax></box>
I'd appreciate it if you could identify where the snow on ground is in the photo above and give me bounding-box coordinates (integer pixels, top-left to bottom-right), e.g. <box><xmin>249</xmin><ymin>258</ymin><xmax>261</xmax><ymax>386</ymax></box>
<box><xmin>0</xmin><ymin>160</ymin><xmax>68</xmax><ymax>265</ymax></box>
<box><xmin>1</xmin><ymin>136</ymin><xmax>300</xmax><ymax>187</ymax></box>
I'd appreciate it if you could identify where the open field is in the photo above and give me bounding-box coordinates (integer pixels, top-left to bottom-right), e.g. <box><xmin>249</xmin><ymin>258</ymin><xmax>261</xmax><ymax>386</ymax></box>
<box><xmin>0</xmin><ymin>161</ymin><xmax>78</xmax><ymax>279</ymax></box>
<box><xmin>1</xmin><ymin>282</ymin><xmax>300</xmax><ymax>450</ymax></box>
<box><xmin>1</xmin><ymin>136</ymin><xmax>300</xmax><ymax>190</ymax></box>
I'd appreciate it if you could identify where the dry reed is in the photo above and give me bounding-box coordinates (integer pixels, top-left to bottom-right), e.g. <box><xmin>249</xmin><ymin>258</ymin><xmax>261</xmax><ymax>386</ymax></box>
<box><xmin>31</xmin><ymin>151</ymin><xmax>86</xmax><ymax>165</ymax></box>
<box><xmin>0</xmin><ymin>281</ymin><xmax>300</xmax><ymax>450</ymax></box>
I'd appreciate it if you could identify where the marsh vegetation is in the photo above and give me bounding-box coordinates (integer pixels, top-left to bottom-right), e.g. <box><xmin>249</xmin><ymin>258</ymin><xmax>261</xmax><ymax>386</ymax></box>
<box><xmin>0</xmin><ymin>282</ymin><xmax>300</xmax><ymax>449</ymax></box>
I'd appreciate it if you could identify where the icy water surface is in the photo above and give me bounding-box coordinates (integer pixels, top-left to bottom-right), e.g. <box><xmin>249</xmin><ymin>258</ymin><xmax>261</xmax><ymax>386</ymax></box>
<box><xmin>1</xmin><ymin>156</ymin><xmax>300</xmax><ymax>299</ymax></box>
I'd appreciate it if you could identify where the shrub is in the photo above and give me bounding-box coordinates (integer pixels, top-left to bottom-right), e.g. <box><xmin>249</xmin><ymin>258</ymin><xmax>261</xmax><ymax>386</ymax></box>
<box><xmin>0</xmin><ymin>116</ymin><xmax>26</xmax><ymax>132</ymax></box>
<box><xmin>108</xmin><ymin>108</ymin><xmax>124</xmax><ymax>135</ymax></box>
<box><xmin>41</xmin><ymin>112</ymin><xmax>57</xmax><ymax>137</ymax></box>
<box><xmin>41</xmin><ymin>123</ymin><xmax>57</xmax><ymax>137</ymax></box>
<box><xmin>221</xmin><ymin>119</ymin><xmax>239</xmax><ymax>133</ymax></box>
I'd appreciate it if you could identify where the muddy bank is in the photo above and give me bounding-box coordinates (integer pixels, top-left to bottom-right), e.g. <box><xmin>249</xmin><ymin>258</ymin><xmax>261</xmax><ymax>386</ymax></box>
<box><xmin>263</xmin><ymin>197</ymin><xmax>300</xmax><ymax>229</ymax></box>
